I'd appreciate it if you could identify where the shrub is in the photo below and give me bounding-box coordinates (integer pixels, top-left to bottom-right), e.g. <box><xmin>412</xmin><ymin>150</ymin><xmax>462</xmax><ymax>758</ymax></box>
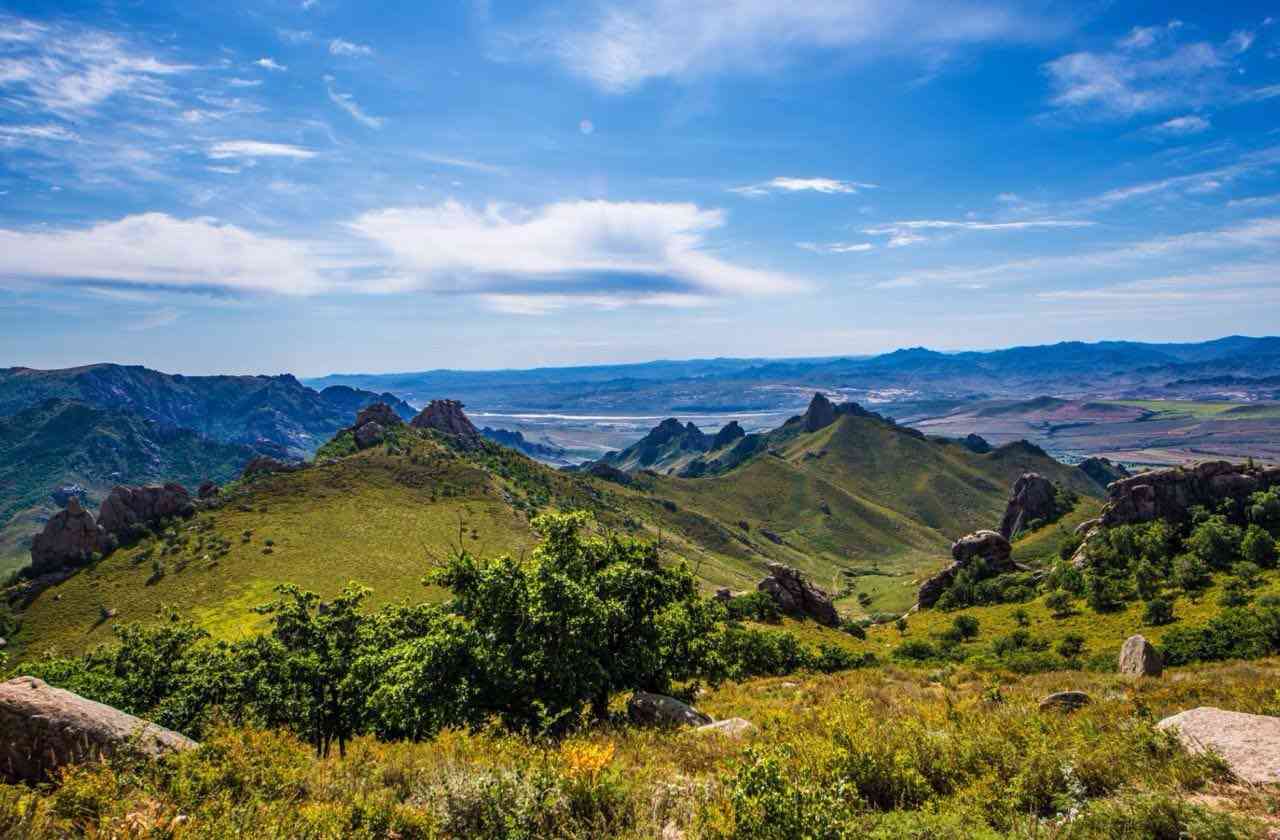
<box><xmin>1187</xmin><ymin>517</ymin><xmax>1244</xmax><ymax>571</ymax></box>
<box><xmin>1162</xmin><ymin>606</ymin><xmax>1280</xmax><ymax>665</ymax></box>
<box><xmin>1056</xmin><ymin>633</ymin><xmax>1085</xmax><ymax>659</ymax></box>
<box><xmin>1242</xmin><ymin>525</ymin><xmax>1277</xmax><ymax>569</ymax></box>
<box><xmin>1143</xmin><ymin>597</ymin><xmax>1176</xmax><ymax>626</ymax></box>
<box><xmin>1174</xmin><ymin>553</ymin><xmax>1211</xmax><ymax>595</ymax></box>
<box><xmin>1218</xmin><ymin>579</ymin><xmax>1252</xmax><ymax>608</ymax></box>
<box><xmin>951</xmin><ymin>614</ymin><xmax>980</xmax><ymax>640</ymax></box>
<box><xmin>892</xmin><ymin>640</ymin><xmax>937</xmax><ymax>662</ymax></box>
<box><xmin>724</xmin><ymin>591</ymin><xmax>781</xmax><ymax>623</ymax></box>
<box><xmin>1044</xmin><ymin>590</ymin><xmax>1074</xmax><ymax>618</ymax></box>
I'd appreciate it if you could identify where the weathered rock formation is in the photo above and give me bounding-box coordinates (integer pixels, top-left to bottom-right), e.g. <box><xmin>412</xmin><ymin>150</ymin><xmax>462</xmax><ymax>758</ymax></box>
<box><xmin>1118</xmin><ymin>634</ymin><xmax>1163</xmax><ymax>677</ymax></box>
<box><xmin>50</xmin><ymin>484</ymin><xmax>87</xmax><ymax>507</ymax></box>
<box><xmin>29</xmin><ymin>497</ymin><xmax>107</xmax><ymax>575</ymax></box>
<box><xmin>917</xmin><ymin>530</ymin><xmax>1017</xmax><ymax>608</ymax></box>
<box><xmin>998</xmin><ymin>473</ymin><xmax>1059</xmax><ymax>539</ymax></box>
<box><xmin>627</xmin><ymin>691</ymin><xmax>713</xmax><ymax>728</ymax></box>
<box><xmin>197</xmin><ymin>480</ymin><xmax>219</xmax><ymax>500</ymax></box>
<box><xmin>349</xmin><ymin>402</ymin><xmax>404</xmax><ymax>450</ymax></box>
<box><xmin>962</xmin><ymin>433</ymin><xmax>992</xmax><ymax>454</ymax></box>
<box><xmin>1158</xmin><ymin>707</ymin><xmax>1280</xmax><ymax>784</ymax></box>
<box><xmin>411</xmin><ymin>399</ymin><xmax>481</xmax><ymax>446</ymax></box>
<box><xmin>712</xmin><ymin>420</ymin><xmax>746</xmax><ymax>450</ymax></box>
<box><xmin>803</xmin><ymin>392</ymin><xmax>839</xmax><ymax>432</ymax></box>
<box><xmin>757</xmin><ymin>563</ymin><xmax>840</xmax><ymax>626</ymax></box>
<box><xmin>241</xmin><ymin>455</ymin><xmax>303</xmax><ymax>479</ymax></box>
<box><xmin>1102</xmin><ymin>461</ymin><xmax>1280</xmax><ymax>527</ymax></box>
<box><xmin>0</xmin><ymin>676</ymin><xmax>198</xmax><ymax>783</ymax></box>
<box><xmin>98</xmin><ymin>483</ymin><xmax>194</xmax><ymax>543</ymax></box>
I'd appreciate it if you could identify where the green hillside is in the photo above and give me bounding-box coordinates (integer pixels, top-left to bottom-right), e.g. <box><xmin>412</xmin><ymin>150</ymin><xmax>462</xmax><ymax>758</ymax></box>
<box><xmin>0</xmin><ymin>399</ymin><xmax>259</xmax><ymax>578</ymax></box>
<box><xmin>8</xmin><ymin>403</ymin><xmax>1102</xmax><ymax>658</ymax></box>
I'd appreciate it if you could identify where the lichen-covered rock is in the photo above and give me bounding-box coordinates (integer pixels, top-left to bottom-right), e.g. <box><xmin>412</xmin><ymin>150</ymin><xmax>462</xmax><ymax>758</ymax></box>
<box><xmin>29</xmin><ymin>497</ymin><xmax>107</xmax><ymax>575</ymax></box>
<box><xmin>999</xmin><ymin>473</ymin><xmax>1058</xmax><ymax>539</ymax></box>
<box><xmin>1158</xmin><ymin>707</ymin><xmax>1280</xmax><ymax>784</ymax></box>
<box><xmin>0</xmin><ymin>676</ymin><xmax>198</xmax><ymax>783</ymax></box>
<box><xmin>918</xmin><ymin>530</ymin><xmax>1015</xmax><ymax>608</ymax></box>
<box><xmin>696</xmin><ymin>717</ymin><xmax>756</xmax><ymax>738</ymax></box>
<box><xmin>97</xmin><ymin>483</ymin><xmax>194</xmax><ymax>542</ymax></box>
<box><xmin>627</xmin><ymin>692</ymin><xmax>712</xmax><ymax>728</ymax></box>
<box><xmin>411</xmin><ymin>399</ymin><xmax>481</xmax><ymax>446</ymax></box>
<box><xmin>1118</xmin><ymin>634</ymin><xmax>1163</xmax><ymax>677</ymax></box>
<box><xmin>757</xmin><ymin>563</ymin><xmax>840</xmax><ymax>626</ymax></box>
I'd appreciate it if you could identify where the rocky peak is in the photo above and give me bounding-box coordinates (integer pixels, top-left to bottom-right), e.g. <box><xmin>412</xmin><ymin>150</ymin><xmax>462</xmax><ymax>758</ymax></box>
<box><xmin>802</xmin><ymin>392</ymin><xmax>838</xmax><ymax>432</ymax></box>
<box><xmin>354</xmin><ymin>402</ymin><xmax>403</xmax><ymax>430</ymax></box>
<box><xmin>98</xmin><ymin>484</ymin><xmax>195</xmax><ymax>543</ymax></box>
<box><xmin>962</xmin><ymin>433</ymin><xmax>992</xmax><ymax>454</ymax></box>
<box><xmin>712</xmin><ymin>420</ymin><xmax>746</xmax><ymax>449</ymax></box>
<box><xmin>1102</xmin><ymin>460</ymin><xmax>1280</xmax><ymax>527</ymax></box>
<box><xmin>30</xmin><ymin>497</ymin><xmax>106</xmax><ymax>575</ymax></box>
<box><xmin>411</xmin><ymin>399</ymin><xmax>481</xmax><ymax>445</ymax></box>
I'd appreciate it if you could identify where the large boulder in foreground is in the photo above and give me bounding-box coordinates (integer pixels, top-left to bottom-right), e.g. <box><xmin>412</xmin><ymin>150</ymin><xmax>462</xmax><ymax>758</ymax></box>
<box><xmin>29</xmin><ymin>497</ymin><xmax>107</xmax><ymax>575</ymax></box>
<box><xmin>627</xmin><ymin>692</ymin><xmax>712</xmax><ymax>728</ymax></box>
<box><xmin>998</xmin><ymin>473</ymin><xmax>1058</xmax><ymax>539</ymax></box>
<box><xmin>758</xmin><ymin>563</ymin><xmax>840</xmax><ymax>626</ymax></box>
<box><xmin>918</xmin><ymin>530</ymin><xmax>1015</xmax><ymax>608</ymax></box>
<box><xmin>1158</xmin><ymin>707</ymin><xmax>1280</xmax><ymax>784</ymax></box>
<box><xmin>1118</xmin><ymin>634</ymin><xmax>1163</xmax><ymax>677</ymax></box>
<box><xmin>0</xmin><ymin>676</ymin><xmax>198</xmax><ymax>783</ymax></box>
<box><xmin>97</xmin><ymin>483</ymin><xmax>194</xmax><ymax>542</ymax></box>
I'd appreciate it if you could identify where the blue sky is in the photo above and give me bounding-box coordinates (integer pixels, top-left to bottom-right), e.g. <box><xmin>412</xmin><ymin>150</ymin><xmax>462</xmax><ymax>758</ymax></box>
<box><xmin>0</xmin><ymin>0</ymin><xmax>1278</xmax><ymax>375</ymax></box>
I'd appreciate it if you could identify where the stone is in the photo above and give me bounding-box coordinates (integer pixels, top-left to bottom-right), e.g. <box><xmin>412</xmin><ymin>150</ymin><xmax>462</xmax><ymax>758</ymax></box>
<box><xmin>1039</xmin><ymin>691</ymin><xmax>1091</xmax><ymax>713</ymax></box>
<box><xmin>999</xmin><ymin>473</ymin><xmax>1059</xmax><ymax>539</ymax></box>
<box><xmin>1157</xmin><ymin>707</ymin><xmax>1280</xmax><ymax>784</ymax></box>
<box><xmin>97</xmin><ymin>483</ymin><xmax>194</xmax><ymax>542</ymax></box>
<box><xmin>696</xmin><ymin>717</ymin><xmax>756</xmax><ymax>738</ymax></box>
<box><xmin>713</xmin><ymin>587</ymin><xmax>732</xmax><ymax>602</ymax></box>
<box><xmin>962</xmin><ymin>433</ymin><xmax>992</xmax><ymax>454</ymax></box>
<box><xmin>50</xmin><ymin>484</ymin><xmax>87</xmax><ymax>507</ymax></box>
<box><xmin>411</xmin><ymin>399</ymin><xmax>481</xmax><ymax>446</ymax></box>
<box><xmin>802</xmin><ymin>392</ymin><xmax>838</xmax><ymax>432</ymax></box>
<box><xmin>918</xmin><ymin>530</ymin><xmax>1015</xmax><ymax>608</ymax></box>
<box><xmin>627</xmin><ymin>692</ymin><xmax>712</xmax><ymax>728</ymax></box>
<box><xmin>0</xmin><ymin>676</ymin><xmax>198</xmax><ymax>783</ymax></box>
<box><xmin>354</xmin><ymin>420</ymin><xmax>386</xmax><ymax>449</ymax></box>
<box><xmin>241</xmin><ymin>456</ymin><xmax>301</xmax><ymax>479</ymax></box>
<box><xmin>29</xmin><ymin>496</ymin><xmax>107</xmax><ymax>575</ymax></box>
<box><xmin>354</xmin><ymin>402</ymin><xmax>403</xmax><ymax>430</ymax></box>
<box><xmin>757</xmin><ymin>563</ymin><xmax>840</xmax><ymax>626</ymax></box>
<box><xmin>197</xmin><ymin>480</ymin><xmax>219</xmax><ymax>500</ymax></box>
<box><xmin>1118</xmin><ymin>634</ymin><xmax>1163</xmax><ymax>677</ymax></box>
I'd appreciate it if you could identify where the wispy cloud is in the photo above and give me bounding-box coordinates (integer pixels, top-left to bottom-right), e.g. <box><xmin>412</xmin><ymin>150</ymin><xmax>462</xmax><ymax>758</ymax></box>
<box><xmin>508</xmin><ymin>0</ymin><xmax>1068</xmax><ymax>93</ymax></box>
<box><xmin>797</xmin><ymin>241</ymin><xmax>875</xmax><ymax>254</ymax></box>
<box><xmin>329</xmin><ymin>38</ymin><xmax>374</xmax><ymax>57</ymax></box>
<box><xmin>254</xmin><ymin>57</ymin><xmax>287</xmax><ymax>71</ymax></box>
<box><xmin>1152</xmin><ymin>114</ymin><xmax>1211</xmax><ymax>135</ymax></box>
<box><xmin>207</xmin><ymin>140</ymin><xmax>317</xmax><ymax>160</ymax></box>
<box><xmin>1043</xmin><ymin>21</ymin><xmax>1257</xmax><ymax>120</ymax></box>
<box><xmin>1083</xmin><ymin>145</ymin><xmax>1280</xmax><ymax>207</ymax></box>
<box><xmin>860</xmin><ymin>218</ymin><xmax>1093</xmax><ymax>247</ymax></box>
<box><xmin>325</xmin><ymin>79</ymin><xmax>384</xmax><ymax>129</ymax></box>
<box><xmin>730</xmin><ymin>177</ymin><xmax>876</xmax><ymax>197</ymax></box>
<box><xmin>347</xmin><ymin>199</ymin><xmax>805</xmax><ymax>302</ymax></box>
<box><xmin>126</xmin><ymin>307</ymin><xmax>182</xmax><ymax>331</ymax></box>
<box><xmin>417</xmin><ymin>154</ymin><xmax>508</xmax><ymax>174</ymax></box>
<box><xmin>0</xmin><ymin>124</ymin><xmax>78</xmax><ymax>146</ymax></box>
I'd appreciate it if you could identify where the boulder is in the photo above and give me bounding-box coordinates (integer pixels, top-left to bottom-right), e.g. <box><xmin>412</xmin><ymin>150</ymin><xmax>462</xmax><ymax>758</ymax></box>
<box><xmin>411</xmin><ymin>399</ymin><xmax>481</xmax><ymax>446</ymax></box>
<box><xmin>1157</xmin><ymin>707</ymin><xmax>1280</xmax><ymax>784</ymax></box>
<box><xmin>962</xmin><ymin>433</ymin><xmax>992</xmax><ymax>454</ymax></box>
<box><xmin>97</xmin><ymin>483</ymin><xmax>194</xmax><ymax>542</ymax></box>
<box><xmin>50</xmin><ymin>484</ymin><xmax>87</xmax><ymax>507</ymax></box>
<box><xmin>713</xmin><ymin>587</ymin><xmax>733</xmax><ymax>602</ymax></box>
<box><xmin>696</xmin><ymin>717</ymin><xmax>756</xmax><ymax>738</ymax></box>
<box><xmin>917</xmin><ymin>530</ymin><xmax>1015</xmax><ymax>608</ymax></box>
<box><xmin>757</xmin><ymin>563</ymin><xmax>840</xmax><ymax>626</ymax></box>
<box><xmin>197</xmin><ymin>480</ymin><xmax>219</xmax><ymax>500</ymax></box>
<box><xmin>1118</xmin><ymin>634</ymin><xmax>1163</xmax><ymax>677</ymax></box>
<box><xmin>241</xmin><ymin>456</ymin><xmax>301</xmax><ymax>479</ymax></box>
<box><xmin>354</xmin><ymin>402</ymin><xmax>403</xmax><ymax>430</ymax></box>
<box><xmin>0</xmin><ymin>676</ymin><xmax>198</xmax><ymax>783</ymax></box>
<box><xmin>1039</xmin><ymin>691</ymin><xmax>1091</xmax><ymax>713</ymax></box>
<box><xmin>627</xmin><ymin>692</ymin><xmax>712</xmax><ymax>728</ymax></box>
<box><xmin>999</xmin><ymin>473</ymin><xmax>1059</xmax><ymax>539</ymax></box>
<box><xmin>29</xmin><ymin>497</ymin><xmax>107</xmax><ymax>575</ymax></box>
<box><xmin>354</xmin><ymin>420</ymin><xmax>386</xmax><ymax>449</ymax></box>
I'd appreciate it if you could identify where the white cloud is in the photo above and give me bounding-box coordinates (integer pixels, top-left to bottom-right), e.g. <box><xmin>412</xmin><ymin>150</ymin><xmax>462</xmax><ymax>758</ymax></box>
<box><xmin>329</xmin><ymin>38</ymin><xmax>374</xmax><ymax>57</ymax></box>
<box><xmin>1044</xmin><ymin>23</ymin><xmax>1257</xmax><ymax>120</ymax></box>
<box><xmin>207</xmin><ymin>140</ymin><xmax>317</xmax><ymax>160</ymax></box>
<box><xmin>417</xmin><ymin>154</ymin><xmax>507</xmax><ymax>174</ymax></box>
<box><xmin>347</xmin><ymin>199</ymin><xmax>804</xmax><ymax>300</ymax></box>
<box><xmin>517</xmin><ymin>0</ymin><xmax>1065</xmax><ymax>92</ymax></box>
<box><xmin>279</xmin><ymin>29</ymin><xmax>314</xmax><ymax>44</ymax></box>
<box><xmin>861</xmin><ymin>218</ymin><xmax>1093</xmax><ymax>247</ymax></box>
<box><xmin>0</xmin><ymin>124</ymin><xmax>78</xmax><ymax>146</ymax></box>
<box><xmin>1228</xmin><ymin>194</ymin><xmax>1280</xmax><ymax>208</ymax></box>
<box><xmin>1153</xmin><ymin>114</ymin><xmax>1211</xmax><ymax>135</ymax></box>
<box><xmin>326</xmin><ymin>82</ymin><xmax>384</xmax><ymax>129</ymax></box>
<box><xmin>0</xmin><ymin>214</ymin><xmax>328</xmax><ymax>294</ymax></box>
<box><xmin>126</xmin><ymin>307</ymin><xmax>182</xmax><ymax>331</ymax></box>
<box><xmin>228</xmin><ymin>77</ymin><xmax>263</xmax><ymax>88</ymax></box>
<box><xmin>0</xmin><ymin>19</ymin><xmax>192</xmax><ymax>115</ymax></box>
<box><xmin>797</xmin><ymin>241</ymin><xmax>874</xmax><ymax>254</ymax></box>
<box><xmin>254</xmin><ymin>57</ymin><xmax>287</xmax><ymax>71</ymax></box>
<box><xmin>481</xmin><ymin>292</ymin><xmax>713</xmax><ymax>315</ymax></box>
<box><xmin>730</xmin><ymin>176</ymin><xmax>876</xmax><ymax>197</ymax></box>
<box><xmin>1085</xmin><ymin>146</ymin><xmax>1280</xmax><ymax>207</ymax></box>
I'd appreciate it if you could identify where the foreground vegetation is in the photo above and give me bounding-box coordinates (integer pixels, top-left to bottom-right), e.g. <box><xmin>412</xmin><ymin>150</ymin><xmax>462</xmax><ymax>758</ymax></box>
<box><xmin>5</xmin><ymin>659</ymin><xmax>1280</xmax><ymax>838</ymax></box>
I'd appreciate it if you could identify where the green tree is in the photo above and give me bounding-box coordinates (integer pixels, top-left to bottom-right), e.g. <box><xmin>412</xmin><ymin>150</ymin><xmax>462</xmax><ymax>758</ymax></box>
<box><xmin>1174</xmin><ymin>553</ymin><xmax>1211</xmax><ymax>596</ymax></box>
<box><xmin>1242</xmin><ymin>525</ymin><xmax>1277</xmax><ymax>570</ymax></box>
<box><xmin>1187</xmin><ymin>516</ymin><xmax>1244</xmax><ymax>571</ymax></box>
<box><xmin>1143</xmin><ymin>597</ymin><xmax>1175</xmax><ymax>626</ymax></box>
<box><xmin>1044</xmin><ymin>590</ymin><xmax>1073</xmax><ymax>618</ymax></box>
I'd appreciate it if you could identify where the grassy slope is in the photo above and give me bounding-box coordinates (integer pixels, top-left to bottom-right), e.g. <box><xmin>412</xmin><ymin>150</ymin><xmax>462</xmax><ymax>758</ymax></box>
<box><xmin>11</xmin><ymin>414</ymin><xmax>1102</xmax><ymax>657</ymax></box>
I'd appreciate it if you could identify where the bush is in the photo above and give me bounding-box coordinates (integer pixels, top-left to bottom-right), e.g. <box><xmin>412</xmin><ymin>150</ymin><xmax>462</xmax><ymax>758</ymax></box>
<box><xmin>1162</xmin><ymin>606</ymin><xmax>1280</xmax><ymax>666</ymax></box>
<box><xmin>724</xmin><ymin>591</ymin><xmax>781</xmax><ymax>623</ymax></box>
<box><xmin>1174</xmin><ymin>553</ymin><xmax>1211</xmax><ymax>595</ymax></box>
<box><xmin>1242</xmin><ymin>525</ymin><xmax>1277</xmax><ymax>569</ymax></box>
<box><xmin>1143</xmin><ymin>597</ymin><xmax>1176</xmax><ymax>626</ymax></box>
<box><xmin>1044</xmin><ymin>590</ymin><xmax>1074</xmax><ymax>618</ymax></box>
<box><xmin>951</xmin><ymin>614</ymin><xmax>980</xmax><ymax>640</ymax></box>
<box><xmin>1056</xmin><ymin>633</ymin><xmax>1085</xmax><ymax>659</ymax></box>
<box><xmin>892</xmin><ymin>640</ymin><xmax>937</xmax><ymax>662</ymax></box>
<box><xmin>1187</xmin><ymin>517</ymin><xmax>1244</xmax><ymax>571</ymax></box>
